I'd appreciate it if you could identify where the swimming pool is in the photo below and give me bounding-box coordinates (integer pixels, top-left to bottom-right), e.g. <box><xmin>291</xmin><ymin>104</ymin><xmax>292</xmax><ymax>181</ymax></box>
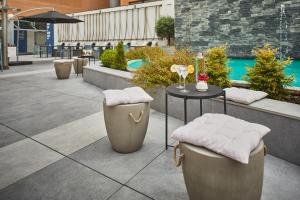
<box><xmin>127</xmin><ymin>58</ymin><xmax>300</xmax><ymax>87</ymax></box>
<box><xmin>228</xmin><ymin>59</ymin><xmax>300</xmax><ymax>87</ymax></box>
<box><xmin>127</xmin><ymin>59</ymin><xmax>146</xmax><ymax>71</ymax></box>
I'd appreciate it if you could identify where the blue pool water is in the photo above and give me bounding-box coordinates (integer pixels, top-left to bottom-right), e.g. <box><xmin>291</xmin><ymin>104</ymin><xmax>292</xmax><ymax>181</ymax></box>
<box><xmin>128</xmin><ymin>60</ymin><xmax>145</xmax><ymax>69</ymax></box>
<box><xmin>128</xmin><ymin>58</ymin><xmax>300</xmax><ymax>87</ymax></box>
<box><xmin>228</xmin><ymin>59</ymin><xmax>300</xmax><ymax>87</ymax></box>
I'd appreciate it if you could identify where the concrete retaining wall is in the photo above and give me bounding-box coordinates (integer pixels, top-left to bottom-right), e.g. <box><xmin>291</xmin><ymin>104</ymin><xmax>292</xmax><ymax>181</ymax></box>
<box><xmin>84</xmin><ymin>66</ymin><xmax>300</xmax><ymax>166</ymax></box>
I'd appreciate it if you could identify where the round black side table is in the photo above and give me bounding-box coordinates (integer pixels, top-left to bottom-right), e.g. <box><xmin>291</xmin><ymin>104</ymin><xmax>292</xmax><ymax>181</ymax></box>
<box><xmin>165</xmin><ymin>83</ymin><xmax>227</xmax><ymax>149</ymax></box>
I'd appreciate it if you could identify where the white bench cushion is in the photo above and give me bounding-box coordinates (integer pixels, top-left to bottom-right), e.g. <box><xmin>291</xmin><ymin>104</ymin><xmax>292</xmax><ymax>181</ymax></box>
<box><xmin>103</xmin><ymin>87</ymin><xmax>153</xmax><ymax>106</ymax></box>
<box><xmin>224</xmin><ymin>87</ymin><xmax>267</xmax><ymax>104</ymax></box>
<box><xmin>171</xmin><ymin>113</ymin><xmax>270</xmax><ymax>164</ymax></box>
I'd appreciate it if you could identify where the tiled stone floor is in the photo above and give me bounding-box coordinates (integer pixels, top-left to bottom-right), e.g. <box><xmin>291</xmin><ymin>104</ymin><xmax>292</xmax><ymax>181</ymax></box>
<box><xmin>0</xmin><ymin>63</ymin><xmax>300</xmax><ymax>200</ymax></box>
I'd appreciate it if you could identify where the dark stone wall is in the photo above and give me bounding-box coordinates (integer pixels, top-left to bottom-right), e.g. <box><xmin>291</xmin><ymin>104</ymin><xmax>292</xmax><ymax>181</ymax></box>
<box><xmin>175</xmin><ymin>0</ymin><xmax>300</xmax><ymax>58</ymax></box>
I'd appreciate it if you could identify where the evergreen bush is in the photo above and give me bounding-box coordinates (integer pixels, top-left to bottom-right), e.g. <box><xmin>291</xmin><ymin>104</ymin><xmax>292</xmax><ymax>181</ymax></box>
<box><xmin>245</xmin><ymin>44</ymin><xmax>294</xmax><ymax>99</ymax></box>
<box><xmin>126</xmin><ymin>47</ymin><xmax>166</xmax><ymax>62</ymax></box>
<box><xmin>113</xmin><ymin>42</ymin><xmax>127</xmax><ymax>71</ymax></box>
<box><xmin>206</xmin><ymin>45</ymin><xmax>231</xmax><ymax>88</ymax></box>
<box><xmin>100</xmin><ymin>49</ymin><xmax>116</xmax><ymax>68</ymax></box>
<box><xmin>132</xmin><ymin>50</ymin><xmax>195</xmax><ymax>89</ymax></box>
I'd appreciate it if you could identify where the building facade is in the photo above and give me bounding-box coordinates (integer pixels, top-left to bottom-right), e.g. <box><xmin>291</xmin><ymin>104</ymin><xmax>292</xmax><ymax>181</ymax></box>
<box><xmin>6</xmin><ymin>0</ymin><xmax>110</xmax><ymax>54</ymax></box>
<box><xmin>54</xmin><ymin>0</ymin><xmax>174</xmax><ymax>46</ymax></box>
<box><xmin>8</xmin><ymin>0</ymin><xmax>110</xmax><ymax>16</ymax></box>
<box><xmin>121</xmin><ymin>0</ymin><xmax>155</xmax><ymax>6</ymax></box>
<box><xmin>6</xmin><ymin>0</ymin><xmax>171</xmax><ymax>54</ymax></box>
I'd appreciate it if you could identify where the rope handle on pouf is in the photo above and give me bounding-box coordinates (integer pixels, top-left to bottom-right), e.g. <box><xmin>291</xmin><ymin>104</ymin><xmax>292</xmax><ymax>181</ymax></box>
<box><xmin>129</xmin><ymin>110</ymin><xmax>144</xmax><ymax>124</ymax></box>
<box><xmin>174</xmin><ymin>144</ymin><xmax>184</xmax><ymax>167</ymax></box>
<box><xmin>264</xmin><ymin>145</ymin><xmax>267</xmax><ymax>156</ymax></box>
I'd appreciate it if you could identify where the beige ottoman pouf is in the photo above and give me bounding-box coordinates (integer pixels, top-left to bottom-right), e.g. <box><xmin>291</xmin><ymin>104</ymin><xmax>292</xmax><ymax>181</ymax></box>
<box><xmin>103</xmin><ymin>101</ymin><xmax>150</xmax><ymax>153</ymax></box>
<box><xmin>72</xmin><ymin>57</ymin><xmax>84</xmax><ymax>74</ymax></box>
<box><xmin>82</xmin><ymin>58</ymin><xmax>88</xmax><ymax>67</ymax></box>
<box><xmin>174</xmin><ymin>141</ymin><xmax>266</xmax><ymax>200</ymax></box>
<box><xmin>54</xmin><ymin>59</ymin><xmax>74</xmax><ymax>79</ymax></box>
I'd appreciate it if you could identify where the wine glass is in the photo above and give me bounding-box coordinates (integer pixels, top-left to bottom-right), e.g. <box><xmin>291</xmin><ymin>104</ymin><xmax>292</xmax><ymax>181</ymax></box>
<box><xmin>180</xmin><ymin>66</ymin><xmax>189</xmax><ymax>93</ymax></box>
<box><xmin>175</xmin><ymin>65</ymin><xmax>184</xmax><ymax>89</ymax></box>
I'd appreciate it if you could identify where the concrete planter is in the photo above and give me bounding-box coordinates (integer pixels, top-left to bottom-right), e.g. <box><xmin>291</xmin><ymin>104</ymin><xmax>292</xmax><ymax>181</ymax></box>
<box><xmin>83</xmin><ymin>66</ymin><xmax>300</xmax><ymax>165</ymax></box>
<box><xmin>73</xmin><ymin>57</ymin><xmax>88</xmax><ymax>74</ymax></box>
<box><xmin>175</xmin><ymin>142</ymin><xmax>265</xmax><ymax>200</ymax></box>
<box><xmin>103</xmin><ymin>101</ymin><xmax>150</xmax><ymax>153</ymax></box>
<box><xmin>54</xmin><ymin>59</ymin><xmax>74</xmax><ymax>79</ymax></box>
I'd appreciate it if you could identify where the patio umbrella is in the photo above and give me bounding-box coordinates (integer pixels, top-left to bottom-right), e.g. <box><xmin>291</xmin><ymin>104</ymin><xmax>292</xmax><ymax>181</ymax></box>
<box><xmin>20</xmin><ymin>11</ymin><xmax>83</xmax><ymax>24</ymax></box>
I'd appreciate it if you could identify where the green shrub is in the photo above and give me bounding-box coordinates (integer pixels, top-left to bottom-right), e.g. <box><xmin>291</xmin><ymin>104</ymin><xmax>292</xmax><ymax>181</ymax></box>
<box><xmin>245</xmin><ymin>44</ymin><xmax>294</xmax><ymax>100</ymax></box>
<box><xmin>132</xmin><ymin>50</ymin><xmax>195</xmax><ymax>89</ymax></box>
<box><xmin>206</xmin><ymin>45</ymin><xmax>231</xmax><ymax>88</ymax></box>
<box><xmin>113</xmin><ymin>42</ymin><xmax>127</xmax><ymax>71</ymax></box>
<box><xmin>100</xmin><ymin>49</ymin><xmax>116</xmax><ymax>68</ymax></box>
<box><xmin>126</xmin><ymin>47</ymin><xmax>166</xmax><ymax>62</ymax></box>
<box><xmin>155</xmin><ymin>17</ymin><xmax>174</xmax><ymax>46</ymax></box>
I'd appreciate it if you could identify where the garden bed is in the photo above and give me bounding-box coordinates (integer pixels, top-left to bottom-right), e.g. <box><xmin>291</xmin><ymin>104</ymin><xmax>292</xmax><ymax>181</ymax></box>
<box><xmin>84</xmin><ymin>65</ymin><xmax>300</xmax><ymax>166</ymax></box>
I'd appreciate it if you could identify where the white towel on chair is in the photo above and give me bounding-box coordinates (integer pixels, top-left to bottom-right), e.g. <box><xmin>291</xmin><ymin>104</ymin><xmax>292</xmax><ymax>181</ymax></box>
<box><xmin>103</xmin><ymin>87</ymin><xmax>153</xmax><ymax>106</ymax></box>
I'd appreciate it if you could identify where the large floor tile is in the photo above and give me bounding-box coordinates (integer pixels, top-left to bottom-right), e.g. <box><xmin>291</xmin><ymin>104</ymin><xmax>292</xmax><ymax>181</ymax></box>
<box><xmin>108</xmin><ymin>187</ymin><xmax>151</xmax><ymax>200</ymax></box>
<box><xmin>41</xmin><ymin>76</ymin><xmax>103</xmax><ymax>100</ymax></box>
<box><xmin>262</xmin><ymin>155</ymin><xmax>300</xmax><ymax>200</ymax></box>
<box><xmin>5</xmin><ymin>72</ymin><xmax>103</xmax><ymax>102</ymax></box>
<box><xmin>148</xmin><ymin>110</ymin><xmax>183</xmax><ymax>144</ymax></box>
<box><xmin>69</xmin><ymin>109</ymin><xmax>183</xmax><ymax>184</ymax></box>
<box><xmin>0</xmin><ymin>125</ymin><xmax>25</xmax><ymax>148</ymax></box>
<box><xmin>128</xmin><ymin>151</ymin><xmax>300</xmax><ymax>200</ymax></box>
<box><xmin>70</xmin><ymin>136</ymin><xmax>164</xmax><ymax>184</ymax></box>
<box><xmin>0</xmin><ymin>79</ymin><xmax>28</xmax><ymax>92</ymax></box>
<box><xmin>0</xmin><ymin>158</ymin><xmax>121</xmax><ymax>200</ymax></box>
<box><xmin>127</xmin><ymin>150</ymin><xmax>189</xmax><ymax>200</ymax></box>
<box><xmin>0</xmin><ymin>87</ymin><xmax>61</xmax><ymax>119</ymax></box>
<box><xmin>32</xmin><ymin>112</ymin><xmax>107</xmax><ymax>155</ymax></box>
<box><xmin>0</xmin><ymin>139</ymin><xmax>63</xmax><ymax>190</ymax></box>
<box><xmin>2</xmin><ymin>95</ymin><xmax>100</xmax><ymax>137</ymax></box>
<box><xmin>0</xmin><ymin>62</ymin><xmax>53</xmax><ymax>75</ymax></box>
<box><xmin>0</xmin><ymin>69</ymin><xmax>54</xmax><ymax>79</ymax></box>
<box><xmin>0</xmin><ymin>71</ymin><xmax>102</xmax><ymax>137</ymax></box>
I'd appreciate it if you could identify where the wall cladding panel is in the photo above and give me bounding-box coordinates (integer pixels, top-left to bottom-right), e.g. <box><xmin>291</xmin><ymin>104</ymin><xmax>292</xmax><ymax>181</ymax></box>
<box><xmin>175</xmin><ymin>0</ymin><xmax>300</xmax><ymax>58</ymax></box>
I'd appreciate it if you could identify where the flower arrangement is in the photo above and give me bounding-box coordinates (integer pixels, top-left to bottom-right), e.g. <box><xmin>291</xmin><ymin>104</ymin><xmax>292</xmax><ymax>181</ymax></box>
<box><xmin>195</xmin><ymin>52</ymin><xmax>209</xmax><ymax>91</ymax></box>
<box><xmin>198</xmin><ymin>74</ymin><xmax>209</xmax><ymax>82</ymax></box>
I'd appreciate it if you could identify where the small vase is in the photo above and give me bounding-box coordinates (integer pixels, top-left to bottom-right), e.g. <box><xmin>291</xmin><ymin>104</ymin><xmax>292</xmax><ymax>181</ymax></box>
<box><xmin>196</xmin><ymin>81</ymin><xmax>208</xmax><ymax>92</ymax></box>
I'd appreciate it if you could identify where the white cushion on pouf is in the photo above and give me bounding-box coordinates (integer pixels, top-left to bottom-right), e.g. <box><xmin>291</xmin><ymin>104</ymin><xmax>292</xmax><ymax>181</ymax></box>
<box><xmin>103</xmin><ymin>87</ymin><xmax>153</xmax><ymax>106</ymax></box>
<box><xmin>171</xmin><ymin>113</ymin><xmax>270</xmax><ymax>164</ymax></box>
<box><xmin>53</xmin><ymin>59</ymin><xmax>74</xmax><ymax>63</ymax></box>
<box><xmin>224</xmin><ymin>87</ymin><xmax>267</xmax><ymax>104</ymax></box>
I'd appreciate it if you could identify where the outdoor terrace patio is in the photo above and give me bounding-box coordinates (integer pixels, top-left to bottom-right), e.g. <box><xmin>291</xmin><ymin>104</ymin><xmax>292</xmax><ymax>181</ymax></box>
<box><xmin>0</xmin><ymin>62</ymin><xmax>300</xmax><ymax>200</ymax></box>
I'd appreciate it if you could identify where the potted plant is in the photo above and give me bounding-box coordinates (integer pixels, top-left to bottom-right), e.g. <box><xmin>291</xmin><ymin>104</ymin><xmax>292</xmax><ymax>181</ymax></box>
<box><xmin>155</xmin><ymin>16</ymin><xmax>175</xmax><ymax>46</ymax></box>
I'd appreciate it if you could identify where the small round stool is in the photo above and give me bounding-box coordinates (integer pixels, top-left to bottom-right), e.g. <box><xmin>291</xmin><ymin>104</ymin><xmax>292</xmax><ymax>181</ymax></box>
<box><xmin>174</xmin><ymin>141</ymin><xmax>266</xmax><ymax>200</ymax></box>
<box><xmin>72</xmin><ymin>57</ymin><xmax>85</xmax><ymax>74</ymax></box>
<box><xmin>103</xmin><ymin>101</ymin><xmax>150</xmax><ymax>153</ymax></box>
<box><xmin>54</xmin><ymin>59</ymin><xmax>74</xmax><ymax>79</ymax></box>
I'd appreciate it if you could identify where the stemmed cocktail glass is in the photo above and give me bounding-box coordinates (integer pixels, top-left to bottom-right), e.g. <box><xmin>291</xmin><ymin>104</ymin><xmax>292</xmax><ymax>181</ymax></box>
<box><xmin>175</xmin><ymin>65</ymin><xmax>184</xmax><ymax>89</ymax></box>
<box><xmin>180</xmin><ymin>66</ymin><xmax>189</xmax><ymax>93</ymax></box>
